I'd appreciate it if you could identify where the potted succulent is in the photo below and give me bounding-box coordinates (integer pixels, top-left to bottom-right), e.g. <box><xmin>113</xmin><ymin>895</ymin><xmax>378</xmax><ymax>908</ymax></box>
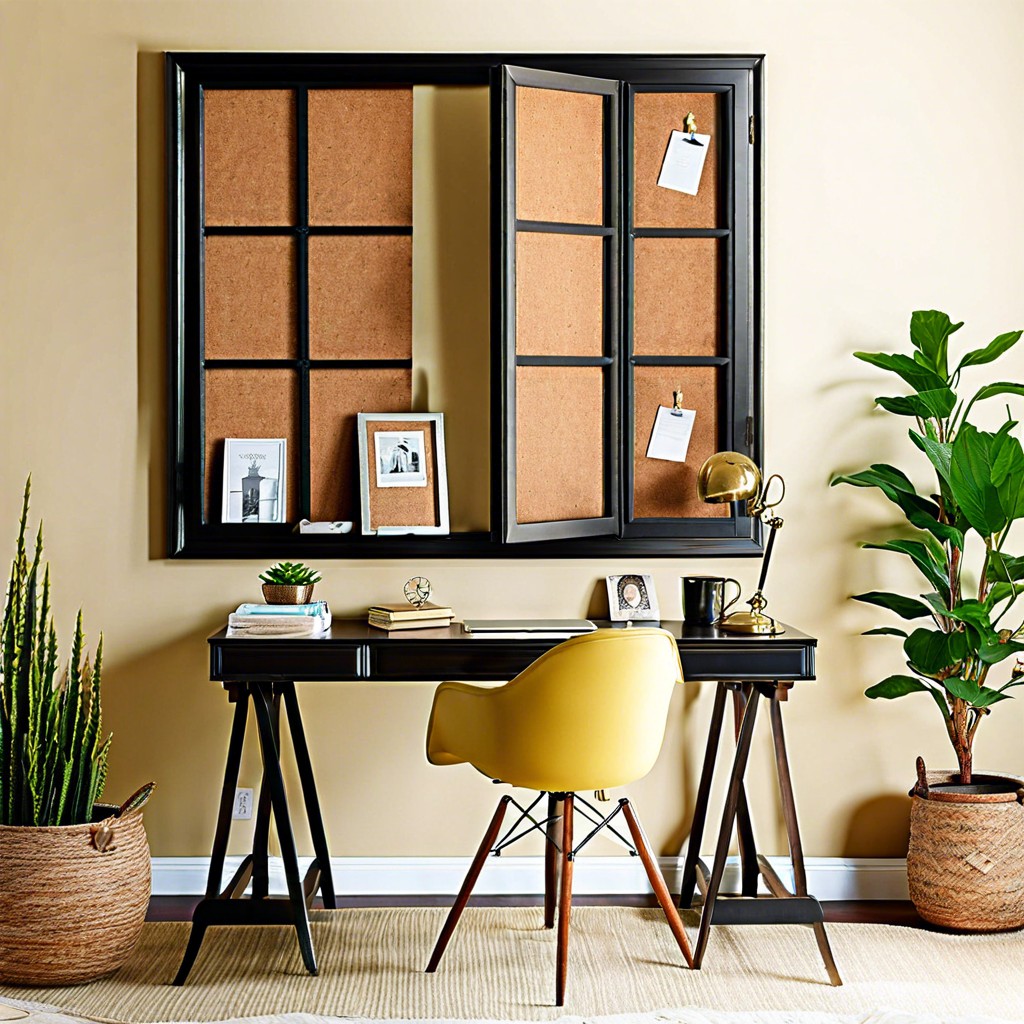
<box><xmin>833</xmin><ymin>311</ymin><xmax>1024</xmax><ymax>931</ymax></box>
<box><xmin>259</xmin><ymin>561</ymin><xmax>322</xmax><ymax>604</ymax></box>
<box><xmin>0</xmin><ymin>479</ymin><xmax>154</xmax><ymax>984</ymax></box>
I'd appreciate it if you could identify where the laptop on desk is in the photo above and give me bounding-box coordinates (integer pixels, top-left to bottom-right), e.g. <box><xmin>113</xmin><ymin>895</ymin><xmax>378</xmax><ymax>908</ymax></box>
<box><xmin>462</xmin><ymin>619</ymin><xmax>597</xmax><ymax>636</ymax></box>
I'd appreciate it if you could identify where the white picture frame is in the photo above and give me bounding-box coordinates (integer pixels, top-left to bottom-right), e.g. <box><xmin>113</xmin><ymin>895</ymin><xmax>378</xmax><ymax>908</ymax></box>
<box><xmin>221</xmin><ymin>438</ymin><xmax>287</xmax><ymax>524</ymax></box>
<box><xmin>606</xmin><ymin>573</ymin><xmax>661</xmax><ymax>622</ymax></box>
<box><xmin>357</xmin><ymin>413</ymin><xmax>450</xmax><ymax>536</ymax></box>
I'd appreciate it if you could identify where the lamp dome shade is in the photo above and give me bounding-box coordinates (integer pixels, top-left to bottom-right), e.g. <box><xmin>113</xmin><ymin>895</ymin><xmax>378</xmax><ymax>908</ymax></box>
<box><xmin>697</xmin><ymin>451</ymin><xmax>761</xmax><ymax>504</ymax></box>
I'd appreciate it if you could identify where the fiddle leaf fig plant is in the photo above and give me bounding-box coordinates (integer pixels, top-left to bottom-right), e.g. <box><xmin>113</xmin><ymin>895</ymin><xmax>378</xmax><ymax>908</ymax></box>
<box><xmin>833</xmin><ymin>311</ymin><xmax>1024</xmax><ymax>783</ymax></box>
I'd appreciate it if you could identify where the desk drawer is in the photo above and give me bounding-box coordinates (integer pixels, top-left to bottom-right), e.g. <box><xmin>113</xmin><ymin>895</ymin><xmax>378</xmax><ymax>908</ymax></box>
<box><xmin>211</xmin><ymin>641</ymin><xmax>364</xmax><ymax>681</ymax></box>
<box><xmin>370</xmin><ymin>641</ymin><xmax>554</xmax><ymax>682</ymax></box>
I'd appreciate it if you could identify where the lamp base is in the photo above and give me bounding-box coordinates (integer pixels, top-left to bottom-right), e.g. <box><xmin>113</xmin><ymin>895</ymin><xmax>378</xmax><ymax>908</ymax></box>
<box><xmin>718</xmin><ymin>610</ymin><xmax>785</xmax><ymax>635</ymax></box>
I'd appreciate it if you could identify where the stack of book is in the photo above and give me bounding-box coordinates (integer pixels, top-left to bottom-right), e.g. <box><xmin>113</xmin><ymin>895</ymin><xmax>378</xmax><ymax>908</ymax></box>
<box><xmin>227</xmin><ymin>601</ymin><xmax>332</xmax><ymax>637</ymax></box>
<box><xmin>367</xmin><ymin>601</ymin><xmax>454</xmax><ymax>631</ymax></box>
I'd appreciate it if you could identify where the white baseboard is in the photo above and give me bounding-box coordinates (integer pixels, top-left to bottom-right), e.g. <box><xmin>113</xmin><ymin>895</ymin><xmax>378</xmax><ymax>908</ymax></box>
<box><xmin>151</xmin><ymin>855</ymin><xmax>908</xmax><ymax>901</ymax></box>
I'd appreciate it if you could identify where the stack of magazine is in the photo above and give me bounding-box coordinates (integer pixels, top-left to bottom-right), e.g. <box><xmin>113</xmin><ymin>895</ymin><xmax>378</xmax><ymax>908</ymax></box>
<box><xmin>367</xmin><ymin>602</ymin><xmax>454</xmax><ymax>631</ymax></box>
<box><xmin>227</xmin><ymin>601</ymin><xmax>332</xmax><ymax>637</ymax></box>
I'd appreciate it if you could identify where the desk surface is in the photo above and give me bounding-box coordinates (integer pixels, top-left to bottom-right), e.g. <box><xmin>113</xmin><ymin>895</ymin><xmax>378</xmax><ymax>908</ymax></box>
<box><xmin>209</xmin><ymin>620</ymin><xmax>816</xmax><ymax>684</ymax></box>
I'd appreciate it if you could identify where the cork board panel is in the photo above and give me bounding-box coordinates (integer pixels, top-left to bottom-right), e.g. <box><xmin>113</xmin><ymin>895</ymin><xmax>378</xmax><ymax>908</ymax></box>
<box><xmin>308</xmin><ymin>235</ymin><xmax>412</xmax><ymax>360</ymax></box>
<box><xmin>515</xmin><ymin>232</ymin><xmax>604</xmax><ymax>356</ymax></box>
<box><xmin>203</xmin><ymin>89</ymin><xmax>296</xmax><ymax>226</ymax></box>
<box><xmin>516</xmin><ymin>366</ymin><xmax>605</xmax><ymax>524</ymax></box>
<box><xmin>632</xmin><ymin>365</ymin><xmax>729</xmax><ymax>520</ymax></box>
<box><xmin>633</xmin><ymin>92</ymin><xmax>719</xmax><ymax>229</ymax></box>
<box><xmin>308</xmin><ymin>89</ymin><xmax>413</xmax><ymax>226</ymax></box>
<box><xmin>204</xmin><ymin>369</ymin><xmax>299</xmax><ymax>522</ymax></box>
<box><xmin>633</xmin><ymin>237</ymin><xmax>720</xmax><ymax>357</ymax></box>
<box><xmin>516</xmin><ymin>87</ymin><xmax>603</xmax><ymax>225</ymax></box>
<box><xmin>308</xmin><ymin>369</ymin><xmax>412</xmax><ymax>521</ymax></box>
<box><xmin>366</xmin><ymin>419</ymin><xmax>441</xmax><ymax>530</ymax></box>
<box><xmin>204</xmin><ymin>236</ymin><xmax>298</xmax><ymax>360</ymax></box>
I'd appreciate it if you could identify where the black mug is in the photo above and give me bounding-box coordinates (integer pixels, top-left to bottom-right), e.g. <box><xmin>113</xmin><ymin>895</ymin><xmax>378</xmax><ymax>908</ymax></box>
<box><xmin>681</xmin><ymin>575</ymin><xmax>741</xmax><ymax>626</ymax></box>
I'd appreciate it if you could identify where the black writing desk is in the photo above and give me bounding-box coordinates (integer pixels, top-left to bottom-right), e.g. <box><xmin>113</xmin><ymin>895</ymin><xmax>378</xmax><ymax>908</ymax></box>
<box><xmin>174</xmin><ymin>620</ymin><xmax>839</xmax><ymax>986</ymax></box>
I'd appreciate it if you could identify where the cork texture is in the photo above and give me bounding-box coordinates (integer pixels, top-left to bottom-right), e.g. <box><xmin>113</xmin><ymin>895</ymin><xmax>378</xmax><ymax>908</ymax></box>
<box><xmin>516</xmin><ymin>86</ymin><xmax>604</xmax><ymax>226</ymax></box>
<box><xmin>308</xmin><ymin>369</ymin><xmax>412</xmax><ymax>521</ymax></box>
<box><xmin>308</xmin><ymin>235</ymin><xmax>412</xmax><ymax>360</ymax></box>
<box><xmin>204</xmin><ymin>368</ymin><xmax>299</xmax><ymax>522</ymax></box>
<box><xmin>308</xmin><ymin>88</ymin><xmax>413</xmax><ymax>226</ymax></box>
<box><xmin>632</xmin><ymin>237</ymin><xmax>720</xmax><ymax>357</ymax></box>
<box><xmin>203</xmin><ymin>89</ymin><xmax>296</xmax><ymax>226</ymax></box>
<box><xmin>366</xmin><ymin>419</ymin><xmax>441</xmax><ymax>530</ymax></box>
<box><xmin>204</xmin><ymin>236</ymin><xmax>298</xmax><ymax>360</ymax></box>
<box><xmin>515</xmin><ymin>232</ymin><xmax>604</xmax><ymax>356</ymax></box>
<box><xmin>516</xmin><ymin>365</ymin><xmax>605</xmax><ymax>524</ymax></box>
<box><xmin>633</xmin><ymin>91</ymin><xmax>719</xmax><ymax>229</ymax></box>
<box><xmin>632</xmin><ymin>365</ymin><xmax>727</xmax><ymax>519</ymax></box>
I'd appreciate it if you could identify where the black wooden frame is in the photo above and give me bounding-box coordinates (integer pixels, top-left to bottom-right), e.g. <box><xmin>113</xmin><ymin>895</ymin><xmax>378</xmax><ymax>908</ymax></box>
<box><xmin>166</xmin><ymin>52</ymin><xmax>764</xmax><ymax>559</ymax></box>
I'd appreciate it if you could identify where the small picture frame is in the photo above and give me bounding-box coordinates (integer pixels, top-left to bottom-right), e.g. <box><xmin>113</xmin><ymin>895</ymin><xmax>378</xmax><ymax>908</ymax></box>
<box><xmin>222</xmin><ymin>438</ymin><xmax>287</xmax><ymax>524</ymax></box>
<box><xmin>606</xmin><ymin>573</ymin><xmax>660</xmax><ymax>622</ymax></box>
<box><xmin>357</xmin><ymin>413</ymin><xmax>450</xmax><ymax>536</ymax></box>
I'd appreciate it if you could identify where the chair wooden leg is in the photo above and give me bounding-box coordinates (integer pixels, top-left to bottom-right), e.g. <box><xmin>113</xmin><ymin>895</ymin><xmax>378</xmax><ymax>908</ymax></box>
<box><xmin>425</xmin><ymin>795</ymin><xmax>512</xmax><ymax>973</ymax></box>
<box><xmin>544</xmin><ymin>793</ymin><xmax>562</xmax><ymax>929</ymax></box>
<box><xmin>620</xmin><ymin>799</ymin><xmax>693</xmax><ymax>967</ymax></box>
<box><xmin>555</xmin><ymin>793</ymin><xmax>575</xmax><ymax>1007</ymax></box>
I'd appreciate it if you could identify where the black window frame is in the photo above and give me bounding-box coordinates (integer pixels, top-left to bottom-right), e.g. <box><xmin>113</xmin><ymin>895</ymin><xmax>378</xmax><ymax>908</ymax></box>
<box><xmin>166</xmin><ymin>51</ymin><xmax>764</xmax><ymax>559</ymax></box>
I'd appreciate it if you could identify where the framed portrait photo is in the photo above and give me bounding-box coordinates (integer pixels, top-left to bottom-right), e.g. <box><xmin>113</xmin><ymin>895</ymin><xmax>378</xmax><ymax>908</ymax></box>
<box><xmin>221</xmin><ymin>438</ymin><xmax>287</xmax><ymax>524</ymax></box>
<box><xmin>357</xmin><ymin>413</ymin><xmax>450</xmax><ymax>536</ymax></box>
<box><xmin>606</xmin><ymin>573</ymin><xmax>660</xmax><ymax>622</ymax></box>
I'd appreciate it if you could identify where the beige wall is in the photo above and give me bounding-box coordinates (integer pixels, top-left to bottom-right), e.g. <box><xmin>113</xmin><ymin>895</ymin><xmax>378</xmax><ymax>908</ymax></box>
<box><xmin>2</xmin><ymin>0</ymin><xmax>1024</xmax><ymax>864</ymax></box>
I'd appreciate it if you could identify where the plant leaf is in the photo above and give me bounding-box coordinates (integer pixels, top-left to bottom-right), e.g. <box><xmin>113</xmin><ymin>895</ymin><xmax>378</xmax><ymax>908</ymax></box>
<box><xmin>866</xmin><ymin>675</ymin><xmax>930</xmax><ymax>699</ymax></box>
<box><xmin>904</xmin><ymin>627</ymin><xmax>968</xmax><ymax>676</ymax></box>
<box><xmin>862</xmin><ymin>539</ymin><xmax>949</xmax><ymax>599</ymax></box>
<box><xmin>955</xmin><ymin>330</ymin><xmax>1023</xmax><ymax>373</ymax></box>
<box><xmin>909</xmin><ymin>430</ymin><xmax>953</xmax><ymax>485</ymax></box>
<box><xmin>948</xmin><ymin>424</ymin><xmax>1007</xmax><ymax>537</ymax></box>
<box><xmin>910</xmin><ymin>310</ymin><xmax>962</xmax><ymax>379</ymax></box>
<box><xmin>862</xmin><ymin>626</ymin><xmax>909</xmax><ymax>637</ymax></box>
<box><xmin>853</xmin><ymin>591</ymin><xmax>934</xmax><ymax>619</ymax></box>
<box><xmin>854</xmin><ymin>351</ymin><xmax>949</xmax><ymax>395</ymax></box>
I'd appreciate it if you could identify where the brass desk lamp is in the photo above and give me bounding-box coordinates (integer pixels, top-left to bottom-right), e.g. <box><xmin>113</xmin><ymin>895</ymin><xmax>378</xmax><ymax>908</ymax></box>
<box><xmin>696</xmin><ymin>451</ymin><xmax>786</xmax><ymax>635</ymax></box>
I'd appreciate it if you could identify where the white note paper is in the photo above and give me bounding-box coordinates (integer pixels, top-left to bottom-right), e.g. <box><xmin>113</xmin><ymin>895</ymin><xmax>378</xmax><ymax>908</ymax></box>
<box><xmin>646</xmin><ymin>406</ymin><xmax>696</xmax><ymax>463</ymax></box>
<box><xmin>657</xmin><ymin>130</ymin><xmax>711</xmax><ymax>195</ymax></box>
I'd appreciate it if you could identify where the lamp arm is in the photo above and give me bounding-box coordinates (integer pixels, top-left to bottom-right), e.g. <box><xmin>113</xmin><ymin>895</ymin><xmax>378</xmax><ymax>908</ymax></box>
<box><xmin>756</xmin><ymin>515</ymin><xmax>782</xmax><ymax>593</ymax></box>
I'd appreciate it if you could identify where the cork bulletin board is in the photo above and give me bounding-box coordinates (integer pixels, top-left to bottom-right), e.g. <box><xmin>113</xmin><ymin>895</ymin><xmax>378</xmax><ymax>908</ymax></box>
<box><xmin>170</xmin><ymin>53</ymin><xmax>761</xmax><ymax>558</ymax></box>
<box><xmin>200</xmin><ymin>82</ymin><xmax>414</xmax><ymax>527</ymax></box>
<box><xmin>515</xmin><ymin>366</ymin><xmax>605</xmax><ymax>524</ymax></box>
<box><xmin>632</xmin><ymin>91</ymin><xmax>720</xmax><ymax>229</ymax></box>
<box><xmin>632</xmin><ymin>366</ymin><xmax>727</xmax><ymax>520</ymax></box>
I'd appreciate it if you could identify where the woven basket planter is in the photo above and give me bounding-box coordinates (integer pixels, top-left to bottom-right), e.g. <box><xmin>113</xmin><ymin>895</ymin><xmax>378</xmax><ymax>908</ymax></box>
<box><xmin>908</xmin><ymin>769</ymin><xmax>1024</xmax><ymax>932</ymax></box>
<box><xmin>0</xmin><ymin>806</ymin><xmax>151</xmax><ymax>985</ymax></box>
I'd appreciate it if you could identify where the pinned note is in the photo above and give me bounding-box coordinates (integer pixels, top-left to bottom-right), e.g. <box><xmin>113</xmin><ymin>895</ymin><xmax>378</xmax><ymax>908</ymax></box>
<box><xmin>657</xmin><ymin>129</ymin><xmax>711</xmax><ymax>196</ymax></box>
<box><xmin>646</xmin><ymin>405</ymin><xmax>696</xmax><ymax>462</ymax></box>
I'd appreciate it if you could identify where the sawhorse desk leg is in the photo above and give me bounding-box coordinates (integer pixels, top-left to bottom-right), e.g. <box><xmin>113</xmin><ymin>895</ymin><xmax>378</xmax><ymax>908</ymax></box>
<box><xmin>173</xmin><ymin>680</ymin><xmax>336</xmax><ymax>985</ymax></box>
<box><xmin>678</xmin><ymin>680</ymin><xmax>842</xmax><ymax>986</ymax></box>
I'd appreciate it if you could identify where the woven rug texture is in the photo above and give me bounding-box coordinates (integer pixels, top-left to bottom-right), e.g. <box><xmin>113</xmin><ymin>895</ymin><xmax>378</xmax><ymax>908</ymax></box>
<box><xmin>0</xmin><ymin>908</ymin><xmax>1020</xmax><ymax>1024</ymax></box>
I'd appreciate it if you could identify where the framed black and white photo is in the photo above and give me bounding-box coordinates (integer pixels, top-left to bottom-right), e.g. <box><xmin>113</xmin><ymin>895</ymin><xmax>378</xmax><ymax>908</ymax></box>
<box><xmin>357</xmin><ymin>413</ymin><xmax>449</xmax><ymax>536</ymax></box>
<box><xmin>374</xmin><ymin>431</ymin><xmax>427</xmax><ymax>488</ymax></box>
<box><xmin>606</xmin><ymin>573</ymin><xmax>660</xmax><ymax>622</ymax></box>
<box><xmin>221</xmin><ymin>438</ymin><xmax>287</xmax><ymax>524</ymax></box>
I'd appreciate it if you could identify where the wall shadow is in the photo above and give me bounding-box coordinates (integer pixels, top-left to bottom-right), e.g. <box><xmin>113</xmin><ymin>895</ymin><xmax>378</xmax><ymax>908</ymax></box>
<box><xmin>842</xmin><ymin>794</ymin><xmax>911</xmax><ymax>857</ymax></box>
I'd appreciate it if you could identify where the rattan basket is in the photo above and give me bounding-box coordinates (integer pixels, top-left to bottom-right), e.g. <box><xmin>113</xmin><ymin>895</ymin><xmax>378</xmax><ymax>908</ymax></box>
<box><xmin>0</xmin><ymin>806</ymin><xmax>151</xmax><ymax>985</ymax></box>
<box><xmin>908</xmin><ymin>769</ymin><xmax>1024</xmax><ymax>932</ymax></box>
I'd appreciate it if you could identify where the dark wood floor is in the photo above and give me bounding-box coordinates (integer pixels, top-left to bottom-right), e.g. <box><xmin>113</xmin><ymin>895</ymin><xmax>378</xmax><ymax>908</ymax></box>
<box><xmin>148</xmin><ymin>895</ymin><xmax>925</xmax><ymax>927</ymax></box>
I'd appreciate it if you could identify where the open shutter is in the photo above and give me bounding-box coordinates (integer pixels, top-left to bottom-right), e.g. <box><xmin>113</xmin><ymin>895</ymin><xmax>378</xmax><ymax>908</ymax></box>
<box><xmin>496</xmin><ymin>65</ymin><xmax>620</xmax><ymax>543</ymax></box>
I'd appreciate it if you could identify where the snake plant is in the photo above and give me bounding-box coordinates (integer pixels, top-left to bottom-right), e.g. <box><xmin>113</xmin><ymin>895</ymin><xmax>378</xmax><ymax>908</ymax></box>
<box><xmin>833</xmin><ymin>311</ymin><xmax>1024</xmax><ymax>783</ymax></box>
<box><xmin>0</xmin><ymin>478</ymin><xmax>111</xmax><ymax>826</ymax></box>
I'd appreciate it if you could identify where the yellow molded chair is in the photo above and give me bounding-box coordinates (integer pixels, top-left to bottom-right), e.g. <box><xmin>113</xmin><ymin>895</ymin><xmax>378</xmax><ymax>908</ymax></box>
<box><xmin>424</xmin><ymin>628</ymin><xmax>693</xmax><ymax>1006</ymax></box>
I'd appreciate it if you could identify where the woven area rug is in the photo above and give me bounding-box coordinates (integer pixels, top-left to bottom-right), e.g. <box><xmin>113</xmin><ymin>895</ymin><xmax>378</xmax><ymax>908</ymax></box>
<box><xmin>0</xmin><ymin>908</ymin><xmax>1021</xmax><ymax>1024</ymax></box>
